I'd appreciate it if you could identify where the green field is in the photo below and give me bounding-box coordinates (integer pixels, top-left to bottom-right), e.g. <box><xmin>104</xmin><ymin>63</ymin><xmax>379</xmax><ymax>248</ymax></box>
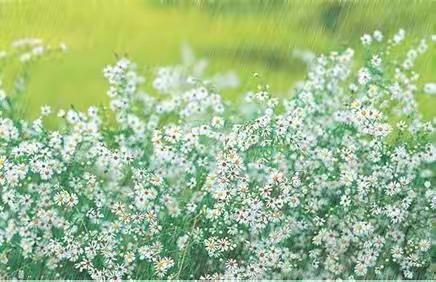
<box><xmin>0</xmin><ymin>1</ymin><xmax>435</xmax><ymax>279</ymax></box>
<box><xmin>0</xmin><ymin>0</ymin><xmax>435</xmax><ymax>119</ymax></box>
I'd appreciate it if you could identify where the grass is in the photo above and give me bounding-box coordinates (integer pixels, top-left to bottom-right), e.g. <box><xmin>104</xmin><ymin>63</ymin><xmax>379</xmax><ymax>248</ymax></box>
<box><xmin>0</xmin><ymin>0</ymin><xmax>434</xmax><ymax>120</ymax></box>
<box><xmin>0</xmin><ymin>5</ymin><xmax>434</xmax><ymax>277</ymax></box>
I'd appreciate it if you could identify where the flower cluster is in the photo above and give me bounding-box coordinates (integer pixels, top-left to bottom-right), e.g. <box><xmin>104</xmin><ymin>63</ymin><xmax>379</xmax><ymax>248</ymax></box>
<box><xmin>0</xmin><ymin>31</ymin><xmax>434</xmax><ymax>280</ymax></box>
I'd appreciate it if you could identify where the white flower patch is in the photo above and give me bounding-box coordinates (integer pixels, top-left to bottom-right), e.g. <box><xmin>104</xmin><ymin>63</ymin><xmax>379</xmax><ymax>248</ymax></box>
<box><xmin>0</xmin><ymin>30</ymin><xmax>434</xmax><ymax>280</ymax></box>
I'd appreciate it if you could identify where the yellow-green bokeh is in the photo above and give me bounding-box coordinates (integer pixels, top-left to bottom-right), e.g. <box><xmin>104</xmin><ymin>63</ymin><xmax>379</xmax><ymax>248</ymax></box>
<box><xmin>0</xmin><ymin>0</ymin><xmax>435</xmax><ymax>119</ymax></box>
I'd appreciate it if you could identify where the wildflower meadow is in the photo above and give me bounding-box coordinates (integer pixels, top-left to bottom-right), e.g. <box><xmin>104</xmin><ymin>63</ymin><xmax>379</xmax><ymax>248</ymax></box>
<box><xmin>0</xmin><ymin>29</ymin><xmax>435</xmax><ymax>280</ymax></box>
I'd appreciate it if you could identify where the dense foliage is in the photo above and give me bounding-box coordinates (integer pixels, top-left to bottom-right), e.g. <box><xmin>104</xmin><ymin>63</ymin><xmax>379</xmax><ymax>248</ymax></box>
<box><xmin>0</xmin><ymin>31</ymin><xmax>435</xmax><ymax>279</ymax></box>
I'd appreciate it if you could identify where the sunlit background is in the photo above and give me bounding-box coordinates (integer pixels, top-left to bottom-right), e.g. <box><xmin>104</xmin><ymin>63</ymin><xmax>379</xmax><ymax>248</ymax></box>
<box><xmin>0</xmin><ymin>0</ymin><xmax>435</xmax><ymax>119</ymax></box>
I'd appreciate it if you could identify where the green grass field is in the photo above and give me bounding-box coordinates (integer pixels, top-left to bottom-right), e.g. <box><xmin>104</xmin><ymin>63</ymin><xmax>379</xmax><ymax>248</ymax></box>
<box><xmin>0</xmin><ymin>0</ymin><xmax>436</xmax><ymax>278</ymax></box>
<box><xmin>0</xmin><ymin>0</ymin><xmax>435</xmax><ymax>119</ymax></box>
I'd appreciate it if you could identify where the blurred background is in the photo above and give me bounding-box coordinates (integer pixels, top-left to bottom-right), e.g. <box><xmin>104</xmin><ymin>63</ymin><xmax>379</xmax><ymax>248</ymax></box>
<box><xmin>0</xmin><ymin>0</ymin><xmax>435</xmax><ymax>119</ymax></box>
